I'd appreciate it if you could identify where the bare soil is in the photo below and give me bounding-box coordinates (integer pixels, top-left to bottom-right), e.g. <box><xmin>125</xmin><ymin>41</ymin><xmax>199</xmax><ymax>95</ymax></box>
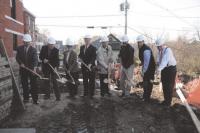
<box><xmin>0</xmin><ymin>84</ymin><xmax>200</xmax><ymax>133</ymax></box>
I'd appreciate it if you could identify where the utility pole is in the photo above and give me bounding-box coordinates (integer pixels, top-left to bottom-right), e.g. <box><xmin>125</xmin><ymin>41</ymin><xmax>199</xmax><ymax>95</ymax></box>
<box><xmin>125</xmin><ymin>0</ymin><xmax>128</xmax><ymax>35</ymax></box>
<box><xmin>120</xmin><ymin>0</ymin><xmax>129</xmax><ymax>35</ymax></box>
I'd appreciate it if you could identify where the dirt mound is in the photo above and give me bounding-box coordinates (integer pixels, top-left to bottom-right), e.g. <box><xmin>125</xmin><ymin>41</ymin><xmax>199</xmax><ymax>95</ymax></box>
<box><xmin>0</xmin><ymin>91</ymin><xmax>200</xmax><ymax>133</ymax></box>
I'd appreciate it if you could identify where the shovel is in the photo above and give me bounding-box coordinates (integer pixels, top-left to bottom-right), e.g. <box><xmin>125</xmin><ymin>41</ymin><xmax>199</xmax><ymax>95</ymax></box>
<box><xmin>47</xmin><ymin>63</ymin><xmax>68</xmax><ymax>84</ymax></box>
<box><xmin>124</xmin><ymin>70</ymin><xmax>135</xmax><ymax>88</ymax></box>
<box><xmin>78</xmin><ymin>58</ymin><xmax>91</xmax><ymax>71</ymax></box>
<box><xmin>23</xmin><ymin>67</ymin><xmax>48</xmax><ymax>80</ymax></box>
<box><xmin>59</xmin><ymin>72</ymin><xmax>75</xmax><ymax>85</ymax></box>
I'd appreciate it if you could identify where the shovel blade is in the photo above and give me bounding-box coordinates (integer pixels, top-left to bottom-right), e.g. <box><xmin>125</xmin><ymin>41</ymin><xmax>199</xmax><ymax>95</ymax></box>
<box><xmin>57</xmin><ymin>78</ymin><xmax>68</xmax><ymax>84</ymax></box>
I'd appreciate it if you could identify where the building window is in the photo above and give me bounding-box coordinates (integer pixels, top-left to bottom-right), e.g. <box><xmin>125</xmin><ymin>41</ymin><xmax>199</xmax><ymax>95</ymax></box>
<box><xmin>11</xmin><ymin>0</ymin><xmax>16</xmax><ymax>19</ymax></box>
<box><xmin>13</xmin><ymin>34</ymin><xmax>17</xmax><ymax>51</ymax></box>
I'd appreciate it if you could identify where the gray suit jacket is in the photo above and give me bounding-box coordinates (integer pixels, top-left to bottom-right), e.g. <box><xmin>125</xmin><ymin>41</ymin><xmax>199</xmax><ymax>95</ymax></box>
<box><xmin>63</xmin><ymin>50</ymin><xmax>80</xmax><ymax>72</ymax></box>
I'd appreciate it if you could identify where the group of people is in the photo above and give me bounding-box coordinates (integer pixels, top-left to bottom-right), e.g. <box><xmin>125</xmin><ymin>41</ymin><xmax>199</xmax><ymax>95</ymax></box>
<box><xmin>16</xmin><ymin>33</ymin><xmax>177</xmax><ymax>106</ymax></box>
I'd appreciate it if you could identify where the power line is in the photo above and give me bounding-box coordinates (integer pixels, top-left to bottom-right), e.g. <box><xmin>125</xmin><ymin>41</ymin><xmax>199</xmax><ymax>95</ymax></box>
<box><xmin>143</xmin><ymin>0</ymin><xmax>197</xmax><ymax>29</ymax></box>
<box><xmin>127</xmin><ymin>26</ymin><xmax>186</xmax><ymax>52</ymax></box>
<box><xmin>130</xmin><ymin>12</ymin><xmax>200</xmax><ymax>19</ymax></box>
<box><xmin>36</xmin><ymin>12</ymin><xmax>200</xmax><ymax>19</ymax></box>
<box><xmin>133</xmin><ymin>25</ymin><xmax>194</xmax><ymax>31</ymax></box>
<box><xmin>36</xmin><ymin>24</ymin><xmax>124</xmax><ymax>28</ymax></box>
<box><xmin>37</xmin><ymin>24</ymin><xmax>195</xmax><ymax>32</ymax></box>
<box><xmin>37</xmin><ymin>25</ymin><xmax>86</xmax><ymax>28</ymax></box>
<box><xmin>37</xmin><ymin>14</ymin><xmax>123</xmax><ymax>18</ymax></box>
<box><xmin>132</xmin><ymin>5</ymin><xmax>200</xmax><ymax>13</ymax></box>
<box><xmin>172</xmin><ymin>5</ymin><xmax>200</xmax><ymax>11</ymax></box>
<box><xmin>128</xmin><ymin>26</ymin><xmax>154</xmax><ymax>40</ymax></box>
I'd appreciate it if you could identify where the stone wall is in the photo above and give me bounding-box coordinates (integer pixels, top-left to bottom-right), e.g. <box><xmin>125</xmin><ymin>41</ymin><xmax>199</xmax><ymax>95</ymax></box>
<box><xmin>0</xmin><ymin>57</ymin><xmax>21</xmax><ymax>122</ymax></box>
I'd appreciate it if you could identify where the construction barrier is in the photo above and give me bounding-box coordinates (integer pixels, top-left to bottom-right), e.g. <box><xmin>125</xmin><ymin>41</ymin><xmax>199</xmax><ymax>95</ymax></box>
<box><xmin>186</xmin><ymin>78</ymin><xmax>200</xmax><ymax>109</ymax></box>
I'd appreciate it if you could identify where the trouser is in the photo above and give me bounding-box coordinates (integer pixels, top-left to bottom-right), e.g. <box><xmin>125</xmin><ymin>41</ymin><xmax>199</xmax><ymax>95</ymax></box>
<box><xmin>66</xmin><ymin>71</ymin><xmax>79</xmax><ymax>97</ymax></box>
<box><xmin>120</xmin><ymin>65</ymin><xmax>134</xmax><ymax>96</ymax></box>
<box><xmin>20</xmin><ymin>68</ymin><xmax>38</xmax><ymax>102</ymax></box>
<box><xmin>82</xmin><ymin>68</ymin><xmax>95</xmax><ymax>98</ymax></box>
<box><xmin>161</xmin><ymin>66</ymin><xmax>177</xmax><ymax>105</ymax></box>
<box><xmin>43</xmin><ymin>70</ymin><xmax>60</xmax><ymax>99</ymax></box>
<box><xmin>143</xmin><ymin>78</ymin><xmax>153</xmax><ymax>101</ymax></box>
<box><xmin>99</xmin><ymin>74</ymin><xmax>109</xmax><ymax>96</ymax></box>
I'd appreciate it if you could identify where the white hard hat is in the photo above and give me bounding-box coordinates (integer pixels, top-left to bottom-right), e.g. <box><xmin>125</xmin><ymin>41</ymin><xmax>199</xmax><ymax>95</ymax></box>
<box><xmin>84</xmin><ymin>34</ymin><xmax>92</xmax><ymax>39</ymax></box>
<box><xmin>100</xmin><ymin>36</ymin><xmax>109</xmax><ymax>42</ymax></box>
<box><xmin>23</xmin><ymin>34</ymin><xmax>32</xmax><ymax>42</ymax></box>
<box><xmin>155</xmin><ymin>38</ymin><xmax>165</xmax><ymax>46</ymax></box>
<box><xmin>136</xmin><ymin>35</ymin><xmax>145</xmax><ymax>42</ymax></box>
<box><xmin>66</xmin><ymin>39</ymin><xmax>75</xmax><ymax>46</ymax></box>
<box><xmin>121</xmin><ymin>35</ymin><xmax>129</xmax><ymax>43</ymax></box>
<box><xmin>47</xmin><ymin>37</ymin><xmax>56</xmax><ymax>45</ymax></box>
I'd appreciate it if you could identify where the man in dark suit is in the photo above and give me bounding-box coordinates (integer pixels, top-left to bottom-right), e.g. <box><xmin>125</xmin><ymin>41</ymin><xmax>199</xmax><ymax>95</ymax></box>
<box><xmin>39</xmin><ymin>37</ymin><xmax>60</xmax><ymax>101</ymax></box>
<box><xmin>16</xmin><ymin>34</ymin><xmax>39</xmax><ymax>104</ymax></box>
<box><xmin>63</xmin><ymin>40</ymin><xmax>80</xmax><ymax>98</ymax></box>
<box><xmin>118</xmin><ymin>35</ymin><xmax>134</xmax><ymax>97</ymax></box>
<box><xmin>79</xmin><ymin>35</ymin><xmax>96</xmax><ymax>99</ymax></box>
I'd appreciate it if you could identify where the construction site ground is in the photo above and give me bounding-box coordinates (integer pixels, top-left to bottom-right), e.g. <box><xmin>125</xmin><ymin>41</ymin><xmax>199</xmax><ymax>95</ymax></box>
<box><xmin>0</xmin><ymin>83</ymin><xmax>200</xmax><ymax>133</ymax></box>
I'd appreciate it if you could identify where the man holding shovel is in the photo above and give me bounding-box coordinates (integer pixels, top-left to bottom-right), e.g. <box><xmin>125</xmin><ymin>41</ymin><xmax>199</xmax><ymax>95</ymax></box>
<box><xmin>16</xmin><ymin>34</ymin><xmax>39</xmax><ymax>104</ymax></box>
<box><xmin>118</xmin><ymin>35</ymin><xmax>134</xmax><ymax>97</ymax></box>
<box><xmin>155</xmin><ymin>38</ymin><xmax>177</xmax><ymax>106</ymax></box>
<box><xmin>79</xmin><ymin>35</ymin><xmax>96</xmax><ymax>99</ymax></box>
<box><xmin>137</xmin><ymin>35</ymin><xmax>156</xmax><ymax>102</ymax></box>
<box><xmin>63</xmin><ymin>39</ymin><xmax>79</xmax><ymax>99</ymax></box>
<box><xmin>39</xmin><ymin>37</ymin><xmax>61</xmax><ymax>101</ymax></box>
<box><xmin>96</xmin><ymin>36</ymin><xmax>113</xmax><ymax>97</ymax></box>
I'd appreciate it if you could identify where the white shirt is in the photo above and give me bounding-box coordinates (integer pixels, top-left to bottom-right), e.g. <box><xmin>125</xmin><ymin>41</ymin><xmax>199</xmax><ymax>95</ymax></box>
<box><xmin>143</xmin><ymin>50</ymin><xmax>151</xmax><ymax>73</ymax></box>
<box><xmin>157</xmin><ymin>47</ymin><xmax>176</xmax><ymax>71</ymax></box>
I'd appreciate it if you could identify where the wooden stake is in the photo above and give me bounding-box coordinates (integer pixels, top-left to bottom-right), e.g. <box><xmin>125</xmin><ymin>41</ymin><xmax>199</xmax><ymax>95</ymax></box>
<box><xmin>0</xmin><ymin>39</ymin><xmax>25</xmax><ymax>113</ymax></box>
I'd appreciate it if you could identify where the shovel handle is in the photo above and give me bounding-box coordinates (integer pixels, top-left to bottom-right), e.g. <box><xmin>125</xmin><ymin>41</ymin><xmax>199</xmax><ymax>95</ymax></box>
<box><xmin>47</xmin><ymin>63</ymin><xmax>61</xmax><ymax>79</ymax></box>
<box><xmin>78</xmin><ymin>58</ymin><xmax>91</xmax><ymax>71</ymax></box>
<box><xmin>23</xmin><ymin>67</ymin><xmax>41</xmax><ymax>78</ymax></box>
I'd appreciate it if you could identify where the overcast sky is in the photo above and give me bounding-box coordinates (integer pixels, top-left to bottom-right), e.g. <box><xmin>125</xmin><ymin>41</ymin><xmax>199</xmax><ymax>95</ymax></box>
<box><xmin>23</xmin><ymin>0</ymin><xmax>200</xmax><ymax>43</ymax></box>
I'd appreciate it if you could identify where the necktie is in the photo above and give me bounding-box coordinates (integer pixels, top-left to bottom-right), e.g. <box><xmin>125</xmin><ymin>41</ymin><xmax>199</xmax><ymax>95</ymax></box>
<box><xmin>48</xmin><ymin>48</ymin><xmax>52</xmax><ymax>58</ymax></box>
<box><xmin>84</xmin><ymin>45</ymin><xmax>88</xmax><ymax>54</ymax></box>
<box><xmin>24</xmin><ymin>45</ymin><xmax>30</xmax><ymax>65</ymax></box>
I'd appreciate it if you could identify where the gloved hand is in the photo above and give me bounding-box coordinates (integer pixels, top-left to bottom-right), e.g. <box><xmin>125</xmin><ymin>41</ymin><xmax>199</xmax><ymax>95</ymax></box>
<box><xmin>43</xmin><ymin>59</ymin><xmax>48</xmax><ymax>63</ymax></box>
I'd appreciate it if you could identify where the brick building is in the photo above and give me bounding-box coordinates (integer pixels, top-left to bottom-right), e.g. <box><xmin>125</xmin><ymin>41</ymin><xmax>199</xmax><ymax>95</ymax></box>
<box><xmin>0</xmin><ymin>0</ymin><xmax>24</xmax><ymax>57</ymax></box>
<box><xmin>0</xmin><ymin>0</ymin><xmax>37</xmax><ymax>122</ymax></box>
<box><xmin>0</xmin><ymin>0</ymin><xmax>36</xmax><ymax>57</ymax></box>
<box><xmin>23</xmin><ymin>8</ymin><xmax>35</xmax><ymax>41</ymax></box>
